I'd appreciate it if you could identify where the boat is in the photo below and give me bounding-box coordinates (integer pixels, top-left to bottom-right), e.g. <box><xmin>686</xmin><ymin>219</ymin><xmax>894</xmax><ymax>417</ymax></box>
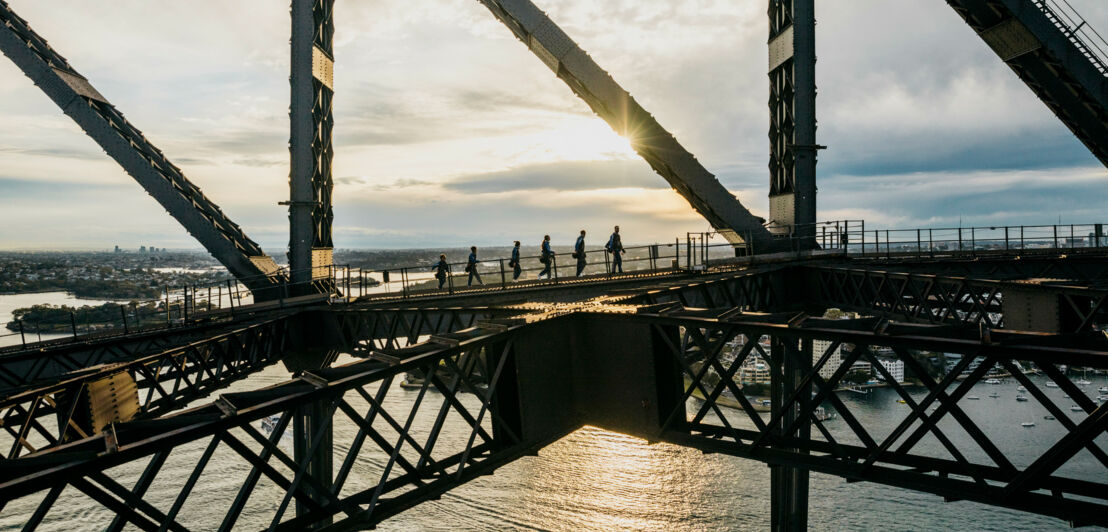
<box><xmin>896</xmin><ymin>399</ymin><xmax>907</xmax><ymax>404</ymax></box>
<box><xmin>966</xmin><ymin>395</ymin><xmax>980</xmax><ymax>400</ymax></box>
<box><xmin>988</xmin><ymin>392</ymin><xmax>999</xmax><ymax>398</ymax></box>
<box><xmin>1099</xmin><ymin>386</ymin><xmax>1108</xmax><ymax>394</ymax></box>
<box><xmin>1076</xmin><ymin>379</ymin><xmax>1092</xmax><ymax>386</ymax></box>
<box><xmin>260</xmin><ymin>414</ymin><xmax>282</xmax><ymax>433</ymax></box>
<box><xmin>985</xmin><ymin>378</ymin><xmax>1002</xmax><ymax>385</ymax></box>
<box><xmin>1021</xmin><ymin>422</ymin><xmax>1035</xmax><ymax>427</ymax></box>
<box><xmin>1015</xmin><ymin>395</ymin><xmax>1029</xmax><ymax>402</ymax></box>
<box><xmin>1064</xmin><ymin>394</ymin><xmax>1070</xmax><ymax>399</ymax></box>
<box><xmin>1044</xmin><ymin>415</ymin><xmax>1055</xmax><ymax>420</ymax></box>
<box><xmin>1017</xmin><ymin>385</ymin><xmax>1026</xmax><ymax>391</ymax></box>
<box><xmin>814</xmin><ymin>406</ymin><xmax>836</xmax><ymax>422</ymax></box>
<box><xmin>1046</xmin><ymin>382</ymin><xmax>1059</xmax><ymax>388</ymax></box>
<box><xmin>1072</xmin><ymin>405</ymin><xmax>1084</xmax><ymax>411</ymax></box>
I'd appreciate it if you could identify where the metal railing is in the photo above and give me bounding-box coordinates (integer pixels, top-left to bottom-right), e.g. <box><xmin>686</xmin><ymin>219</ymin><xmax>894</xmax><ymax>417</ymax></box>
<box><xmin>152</xmin><ymin>241</ymin><xmax>692</xmax><ymax>314</ymax></box>
<box><xmin>5</xmin><ymin>221</ymin><xmax>1106</xmax><ymax>350</ymax></box>
<box><xmin>686</xmin><ymin>222</ymin><xmax>1107</xmax><ymax>268</ymax></box>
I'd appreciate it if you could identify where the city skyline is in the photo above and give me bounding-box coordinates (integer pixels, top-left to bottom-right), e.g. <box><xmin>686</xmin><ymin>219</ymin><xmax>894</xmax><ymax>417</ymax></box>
<box><xmin>0</xmin><ymin>0</ymin><xmax>1104</xmax><ymax>251</ymax></box>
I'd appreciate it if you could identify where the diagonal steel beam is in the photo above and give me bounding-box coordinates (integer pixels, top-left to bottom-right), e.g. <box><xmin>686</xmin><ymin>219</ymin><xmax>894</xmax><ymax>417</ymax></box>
<box><xmin>475</xmin><ymin>0</ymin><xmax>775</xmax><ymax>249</ymax></box>
<box><xmin>0</xmin><ymin>1</ymin><xmax>285</xmax><ymax>294</ymax></box>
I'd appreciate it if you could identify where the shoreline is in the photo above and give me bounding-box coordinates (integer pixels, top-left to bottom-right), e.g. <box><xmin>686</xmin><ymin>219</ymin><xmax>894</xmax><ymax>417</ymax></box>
<box><xmin>0</xmin><ymin>290</ymin><xmax>146</xmax><ymax>302</ymax></box>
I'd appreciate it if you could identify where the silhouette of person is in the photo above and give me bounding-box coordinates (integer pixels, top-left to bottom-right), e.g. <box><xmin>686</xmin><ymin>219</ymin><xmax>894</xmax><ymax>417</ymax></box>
<box><xmin>607</xmin><ymin>225</ymin><xmax>625</xmax><ymax>273</ymax></box>
<box><xmin>574</xmin><ymin>229</ymin><xmax>587</xmax><ymax>276</ymax></box>
<box><xmin>510</xmin><ymin>241</ymin><xmax>522</xmax><ymax>281</ymax></box>
<box><xmin>433</xmin><ymin>254</ymin><xmax>449</xmax><ymax>289</ymax></box>
<box><xmin>539</xmin><ymin>235</ymin><xmax>555</xmax><ymax>279</ymax></box>
<box><xmin>466</xmin><ymin>246</ymin><xmax>483</xmax><ymax>286</ymax></box>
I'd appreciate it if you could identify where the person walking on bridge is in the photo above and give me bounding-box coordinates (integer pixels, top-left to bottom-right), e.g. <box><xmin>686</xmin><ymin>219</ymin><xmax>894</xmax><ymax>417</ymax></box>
<box><xmin>606</xmin><ymin>225</ymin><xmax>625</xmax><ymax>274</ymax></box>
<box><xmin>466</xmin><ymin>246</ymin><xmax>483</xmax><ymax>286</ymax></box>
<box><xmin>433</xmin><ymin>254</ymin><xmax>449</xmax><ymax>290</ymax></box>
<box><xmin>574</xmin><ymin>229</ymin><xmax>587</xmax><ymax>277</ymax></box>
<box><xmin>509</xmin><ymin>241</ymin><xmax>522</xmax><ymax>281</ymax></box>
<box><xmin>538</xmin><ymin>235</ymin><xmax>555</xmax><ymax>279</ymax></box>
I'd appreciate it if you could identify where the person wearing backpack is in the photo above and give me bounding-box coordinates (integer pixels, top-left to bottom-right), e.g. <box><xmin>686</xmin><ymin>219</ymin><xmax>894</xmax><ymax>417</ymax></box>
<box><xmin>573</xmin><ymin>229</ymin><xmax>587</xmax><ymax>276</ymax></box>
<box><xmin>466</xmin><ymin>246</ymin><xmax>483</xmax><ymax>286</ymax></box>
<box><xmin>432</xmin><ymin>254</ymin><xmax>449</xmax><ymax>289</ymax></box>
<box><xmin>509</xmin><ymin>241</ymin><xmax>522</xmax><ymax>281</ymax></box>
<box><xmin>539</xmin><ymin>235</ymin><xmax>555</xmax><ymax>279</ymax></box>
<box><xmin>606</xmin><ymin>225</ymin><xmax>625</xmax><ymax>273</ymax></box>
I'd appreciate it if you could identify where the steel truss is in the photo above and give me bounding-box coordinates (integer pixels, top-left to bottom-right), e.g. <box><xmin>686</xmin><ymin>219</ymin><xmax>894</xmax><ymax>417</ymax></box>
<box><xmin>0</xmin><ymin>318</ymin><xmax>291</xmax><ymax>461</ymax></box>
<box><xmin>0</xmin><ymin>324</ymin><xmax>537</xmax><ymax>531</ymax></box>
<box><xmin>0</xmin><ymin>1</ymin><xmax>285</xmax><ymax>294</ymax></box>
<box><xmin>810</xmin><ymin>265</ymin><xmax>1108</xmax><ymax>333</ymax></box>
<box><xmin>643</xmin><ymin>310</ymin><xmax>1108</xmax><ymax>527</ymax></box>
<box><xmin>329</xmin><ymin>306</ymin><xmax>537</xmax><ymax>352</ymax></box>
<box><xmin>850</xmin><ymin>252</ymin><xmax>1108</xmax><ymax>283</ymax></box>
<box><xmin>629</xmin><ymin>269</ymin><xmax>783</xmax><ymax>311</ymax></box>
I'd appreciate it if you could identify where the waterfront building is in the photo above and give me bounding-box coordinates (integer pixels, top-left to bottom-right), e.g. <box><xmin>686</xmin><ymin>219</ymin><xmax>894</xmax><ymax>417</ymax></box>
<box><xmin>738</xmin><ymin>354</ymin><xmax>772</xmax><ymax>385</ymax></box>
<box><xmin>876</xmin><ymin>357</ymin><xmax>905</xmax><ymax>383</ymax></box>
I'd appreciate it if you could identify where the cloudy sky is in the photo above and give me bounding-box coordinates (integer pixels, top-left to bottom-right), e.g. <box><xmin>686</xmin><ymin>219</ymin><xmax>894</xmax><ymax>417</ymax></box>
<box><xmin>0</xmin><ymin>0</ymin><xmax>1104</xmax><ymax>252</ymax></box>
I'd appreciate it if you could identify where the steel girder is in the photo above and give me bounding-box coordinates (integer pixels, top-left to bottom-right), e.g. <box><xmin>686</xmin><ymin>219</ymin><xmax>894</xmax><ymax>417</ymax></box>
<box><xmin>0</xmin><ymin>324</ymin><xmax>539</xmax><ymax>531</ymax></box>
<box><xmin>846</xmin><ymin>252</ymin><xmax>1108</xmax><ymax>283</ymax></box>
<box><xmin>475</xmin><ymin>0</ymin><xmax>775</xmax><ymax>249</ymax></box>
<box><xmin>329</xmin><ymin>306</ymin><xmax>538</xmax><ymax>352</ymax></box>
<box><xmin>288</xmin><ymin>0</ymin><xmax>335</xmax><ymax>292</ymax></box>
<box><xmin>808</xmin><ymin>265</ymin><xmax>1108</xmax><ymax>333</ymax></box>
<box><xmin>0</xmin><ymin>2</ymin><xmax>286</xmax><ymax>294</ymax></box>
<box><xmin>638</xmin><ymin>311</ymin><xmax>1108</xmax><ymax>528</ymax></box>
<box><xmin>4</xmin><ymin>312</ymin><xmax>1108</xmax><ymax>528</ymax></box>
<box><xmin>627</xmin><ymin>269</ymin><xmax>785</xmax><ymax>312</ymax></box>
<box><xmin>767</xmin><ymin>0</ymin><xmax>817</xmax><ymax>243</ymax></box>
<box><xmin>0</xmin><ymin>327</ymin><xmax>211</xmax><ymax>393</ymax></box>
<box><xmin>0</xmin><ymin>318</ymin><xmax>291</xmax><ymax>460</ymax></box>
<box><xmin>945</xmin><ymin>0</ymin><xmax>1108</xmax><ymax>167</ymax></box>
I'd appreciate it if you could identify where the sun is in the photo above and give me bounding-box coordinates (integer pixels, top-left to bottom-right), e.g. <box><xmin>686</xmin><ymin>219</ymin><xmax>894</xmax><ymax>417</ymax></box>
<box><xmin>530</xmin><ymin>116</ymin><xmax>639</xmax><ymax>162</ymax></box>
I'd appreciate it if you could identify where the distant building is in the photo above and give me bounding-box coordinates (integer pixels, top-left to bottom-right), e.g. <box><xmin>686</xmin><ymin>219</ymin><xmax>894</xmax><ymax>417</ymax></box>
<box><xmin>813</xmin><ymin>338</ymin><xmax>842</xmax><ymax>381</ymax></box>
<box><xmin>140</xmin><ymin>246</ymin><xmax>147</xmax><ymax>253</ymax></box>
<box><xmin>876</xmin><ymin>357</ymin><xmax>905</xmax><ymax>383</ymax></box>
<box><xmin>738</xmin><ymin>355</ymin><xmax>772</xmax><ymax>385</ymax></box>
<box><xmin>113</xmin><ymin>245</ymin><xmax>121</xmax><ymax>253</ymax></box>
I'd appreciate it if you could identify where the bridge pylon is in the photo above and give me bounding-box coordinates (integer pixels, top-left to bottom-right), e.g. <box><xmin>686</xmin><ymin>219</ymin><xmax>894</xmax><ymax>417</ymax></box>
<box><xmin>288</xmin><ymin>0</ymin><xmax>336</xmax><ymax>295</ymax></box>
<box><xmin>768</xmin><ymin>0</ymin><xmax>820</xmax><ymax>250</ymax></box>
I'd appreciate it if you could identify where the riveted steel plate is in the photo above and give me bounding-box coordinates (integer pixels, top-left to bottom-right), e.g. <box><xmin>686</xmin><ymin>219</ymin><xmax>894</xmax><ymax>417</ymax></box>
<box><xmin>768</xmin><ymin>25</ymin><xmax>794</xmax><ymax>72</ymax></box>
<box><xmin>980</xmin><ymin>18</ymin><xmax>1041</xmax><ymax>61</ymax></box>
<box><xmin>52</xmin><ymin>67</ymin><xmax>106</xmax><ymax>102</ymax></box>
<box><xmin>312</xmin><ymin>45</ymin><xmax>333</xmax><ymax>89</ymax></box>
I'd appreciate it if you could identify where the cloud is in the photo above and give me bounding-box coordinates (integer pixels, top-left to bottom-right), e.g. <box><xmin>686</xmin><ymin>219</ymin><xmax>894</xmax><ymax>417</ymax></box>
<box><xmin>0</xmin><ymin>0</ymin><xmax>1105</xmax><ymax>251</ymax></box>
<box><xmin>442</xmin><ymin>160</ymin><xmax>665</xmax><ymax>194</ymax></box>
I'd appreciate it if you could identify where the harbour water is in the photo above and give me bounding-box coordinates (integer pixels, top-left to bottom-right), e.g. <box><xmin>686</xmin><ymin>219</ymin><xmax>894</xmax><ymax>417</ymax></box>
<box><xmin>0</xmin><ymin>292</ymin><xmax>116</xmax><ymax>348</ymax></box>
<box><xmin>0</xmin><ymin>350</ymin><xmax>1102</xmax><ymax>531</ymax></box>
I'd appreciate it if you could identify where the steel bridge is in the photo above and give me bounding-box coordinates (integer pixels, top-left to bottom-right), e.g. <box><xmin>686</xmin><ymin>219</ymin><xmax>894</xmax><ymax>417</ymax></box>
<box><xmin>1</xmin><ymin>0</ymin><xmax>1107</xmax><ymax>530</ymax></box>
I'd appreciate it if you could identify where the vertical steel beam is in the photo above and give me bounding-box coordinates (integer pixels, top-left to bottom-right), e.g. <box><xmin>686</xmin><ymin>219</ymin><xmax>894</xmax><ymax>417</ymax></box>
<box><xmin>768</xmin><ymin>0</ymin><xmax>818</xmax><ymax>246</ymax></box>
<box><xmin>289</xmin><ymin>0</ymin><xmax>335</xmax><ymax>292</ymax></box>
<box><xmin>293</xmin><ymin>398</ymin><xmax>334</xmax><ymax>528</ymax></box>
<box><xmin>769</xmin><ymin>336</ymin><xmax>810</xmax><ymax>531</ymax></box>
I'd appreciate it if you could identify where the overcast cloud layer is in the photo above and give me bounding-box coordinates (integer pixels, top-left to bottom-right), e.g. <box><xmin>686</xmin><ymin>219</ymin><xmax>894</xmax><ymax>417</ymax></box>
<box><xmin>0</xmin><ymin>0</ymin><xmax>1104</xmax><ymax>251</ymax></box>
